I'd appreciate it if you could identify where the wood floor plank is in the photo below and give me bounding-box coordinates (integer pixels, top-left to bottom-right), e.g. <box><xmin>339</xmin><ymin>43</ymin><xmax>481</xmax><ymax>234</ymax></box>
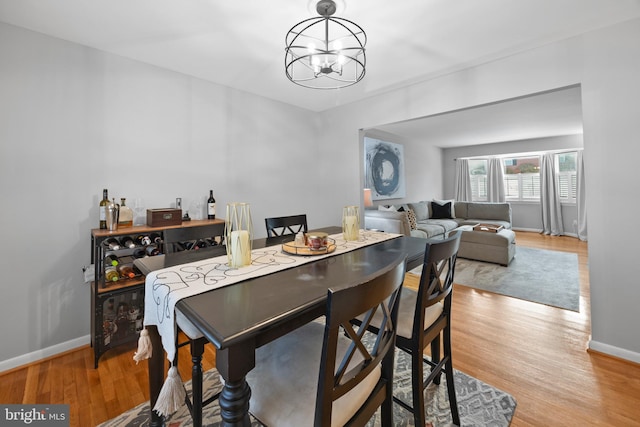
<box><xmin>1</xmin><ymin>231</ymin><xmax>639</xmax><ymax>426</ymax></box>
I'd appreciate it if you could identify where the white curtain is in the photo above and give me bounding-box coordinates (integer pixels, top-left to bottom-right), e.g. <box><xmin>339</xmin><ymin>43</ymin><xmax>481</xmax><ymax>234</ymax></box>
<box><xmin>540</xmin><ymin>153</ymin><xmax>564</xmax><ymax>235</ymax></box>
<box><xmin>454</xmin><ymin>159</ymin><xmax>473</xmax><ymax>201</ymax></box>
<box><xmin>487</xmin><ymin>158</ymin><xmax>505</xmax><ymax>202</ymax></box>
<box><xmin>576</xmin><ymin>150</ymin><xmax>588</xmax><ymax>241</ymax></box>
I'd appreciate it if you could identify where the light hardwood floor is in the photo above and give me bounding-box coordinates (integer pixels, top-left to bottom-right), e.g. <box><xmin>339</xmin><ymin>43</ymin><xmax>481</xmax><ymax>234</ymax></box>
<box><xmin>1</xmin><ymin>231</ymin><xmax>639</xmax><ymax>426</ymax></box>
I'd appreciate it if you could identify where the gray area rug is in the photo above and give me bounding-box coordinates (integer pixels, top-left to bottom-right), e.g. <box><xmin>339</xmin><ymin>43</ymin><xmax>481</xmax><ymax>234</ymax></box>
<box><xmin>413</xmin><ymin>246</ymin><xmax>579</xmax><ymax>312</ymax></box>
<box><xmin>99</xmin><ymin>348</ymin><xmax>516</xmax><ymax>426</ymax></box>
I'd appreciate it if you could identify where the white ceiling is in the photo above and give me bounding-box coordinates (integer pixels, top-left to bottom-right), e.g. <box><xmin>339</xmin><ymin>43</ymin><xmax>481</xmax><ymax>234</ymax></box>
<box><xmin>373</xmin><ymin>85</ymin><xmax>585</xmax><ymax>147</ymax></box>
<box><xmin>1</xmin><ymin>0</ymin><xmax>640</xmax><ymax>113</ymax></box>
<box><xmin>1</xmin><ymin>1</ymin><xmax>637</xmax><ymax>146</ymax></box>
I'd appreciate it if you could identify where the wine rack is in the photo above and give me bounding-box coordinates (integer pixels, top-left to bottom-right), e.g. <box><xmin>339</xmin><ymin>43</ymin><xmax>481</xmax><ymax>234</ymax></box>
<box><xmin>90</xmin><ymin>219</ymin><xmax>225</xmax><ymax>368</ymax></box>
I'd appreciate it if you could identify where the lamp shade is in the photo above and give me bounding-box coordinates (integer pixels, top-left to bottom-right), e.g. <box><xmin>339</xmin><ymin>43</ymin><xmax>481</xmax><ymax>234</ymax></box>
<box><xmin>363</xmin><ymin>188</ymin><xmax>373</xmax><ymax>208</ymax></box>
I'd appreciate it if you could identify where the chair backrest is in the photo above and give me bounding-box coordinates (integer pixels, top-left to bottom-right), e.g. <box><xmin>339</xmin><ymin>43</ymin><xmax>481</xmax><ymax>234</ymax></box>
<box><xmin>163</xmin><ymin>223</ymin><xmax>226</xmax><ymax>254</ymax></box>
<box><xmin>413</xmin><ymin>232</ymin><xmax>461</xmax><ymax>337</ymax></box>
<box><xmin>264</xmin><ymin>214</ymin><xmax>308</xmax><ymax>237</ymax></box>
<box><xmin>315</xmin><ymin>255</ymin><xmax>406</xmax><ymax>426</ymax></box>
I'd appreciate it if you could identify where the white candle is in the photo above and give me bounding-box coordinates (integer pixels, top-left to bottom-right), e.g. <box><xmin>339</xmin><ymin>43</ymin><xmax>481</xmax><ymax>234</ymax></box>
<box><xmin>230</xmin><ymin>230</ymin><xmax>251</xmax><ymax>267</ymax></box>
<box><xmin>344</xmin><ymin>215</ymin><xmax>359</xmax><ymax>241</ymax></box>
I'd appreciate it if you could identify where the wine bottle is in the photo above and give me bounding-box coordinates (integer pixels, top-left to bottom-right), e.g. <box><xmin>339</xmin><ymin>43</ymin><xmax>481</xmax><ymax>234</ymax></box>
<box><xmin>194</xmin><ymin>239</ymin><xmax>208</xmax><ymax>249</ymax></box>
<box><xmin>150</xmin><ymin>232</ymin><xmax>162</xmax><ymax>244</ymax></box>
<box><xmin>132</xmin><ymin>248</ymin><xmax>146</xmax><ymax>258</ymax></box>
<box><xmin>99</xmin><ymin>189</ymin><xmax>109</xmax><ymax>229</ymax></box>
<box><xmin>118</xmin><ymin>265</ymin><xmax>136</xmax><ymax>279</ymax></box>
<box><xmin>104</xmin><ymin>237</ymin><xmax>121</xmax><ymax>251</ymax></box>
<box><xmin>118</xmin><ymin>198</ymin><xmax>133</xmax><ymax>228</ymax></box>
<box><xmin>105</xmin><ymin>254</ymin><xmax>119</xmax><ymax>266</ymax></box>
<box><xmin>135</xmin><ymin>235</ymin><xmax>152</xmax><ymax>246</ymax></box>
<box><xmin>105</xmin><ymin>266</ymin><xmax>119</xmax><ymax>282</ymax></box>
<box><xmin>119</xmin><ymin>235</ymin><xmax>136</xmax><ymax>249</ymax></box>
<box><xmin>207</xmin><ymin>190</ymin><xmax>216</xmax><ymax>219</ymax></box>
<box><xmin>145</xmin><ymin>244</ymin><xmax>160</xmax><ymax>256</ymax></box>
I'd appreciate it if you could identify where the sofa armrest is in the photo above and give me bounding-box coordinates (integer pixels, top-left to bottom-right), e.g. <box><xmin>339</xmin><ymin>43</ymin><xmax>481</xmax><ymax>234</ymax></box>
<box><xmin>364</xmin><ymin>210</ymin><xmax>411</xmax><ymax>236</ymax></box>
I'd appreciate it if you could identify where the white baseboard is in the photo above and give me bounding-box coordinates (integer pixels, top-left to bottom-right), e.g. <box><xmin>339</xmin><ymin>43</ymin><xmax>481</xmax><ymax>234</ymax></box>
<box><xmin>589</xmin><ymin>339</ymin><xmax>640</xmax><ymax>364</ymax></box>
<box><xmin>512</xmin><ymin>227</ymin><xmax>542</xmax><ymax>233</ymax></box>
<box><xmin>0</xmin><ymin>335</ymin><xmax>90</xmax><ymax>373</ymax></box>
<box><xmin>512</xmin><ymin>227</ymin><xmax>579</xmax><ymax>238</ymax></box>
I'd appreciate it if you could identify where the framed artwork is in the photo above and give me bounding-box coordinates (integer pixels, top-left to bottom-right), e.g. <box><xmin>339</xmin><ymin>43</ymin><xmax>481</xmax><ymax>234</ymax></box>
<box><xmin>364</xmin><ymin>137</ymin><xmax>406</xmax><ymax>200</ymax></box>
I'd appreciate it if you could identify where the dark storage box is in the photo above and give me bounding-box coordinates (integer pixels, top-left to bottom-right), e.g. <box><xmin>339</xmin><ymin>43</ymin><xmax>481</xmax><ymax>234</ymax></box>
<box><xmin>147</xmin><ymin>208</ymin><xmax>182</xmax><ymax>227</ymax></box>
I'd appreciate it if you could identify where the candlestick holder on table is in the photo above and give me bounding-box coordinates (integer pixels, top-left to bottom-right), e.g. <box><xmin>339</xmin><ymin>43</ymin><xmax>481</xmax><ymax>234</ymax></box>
<box><xmin>342</xmin><ymin>205</ymin><xmax>360</xmax><ymax>241</ymax></box>
<box><xmin>225</xmin><ymin>203</ymin><xmax>253</xmax><ymax>268</ymax></box>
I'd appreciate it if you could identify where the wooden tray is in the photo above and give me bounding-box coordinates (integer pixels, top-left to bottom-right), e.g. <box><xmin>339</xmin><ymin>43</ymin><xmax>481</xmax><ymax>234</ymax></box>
<box><xmin>282</xmin><ymin>239</ymin><xmax>337</xmax><ymax>256</ymax></box>
<box><xmin>473</xmin><ymin>223</ymin><xmax>504</xmax><ymax>233</ymax></box>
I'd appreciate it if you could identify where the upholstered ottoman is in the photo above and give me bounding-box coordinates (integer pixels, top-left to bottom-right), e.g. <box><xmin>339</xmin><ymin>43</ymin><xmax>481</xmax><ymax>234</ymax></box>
<box><xmin>454</xmin><ymin>226</ymin><xmax>516</xmax><ymax>266</ymax></box>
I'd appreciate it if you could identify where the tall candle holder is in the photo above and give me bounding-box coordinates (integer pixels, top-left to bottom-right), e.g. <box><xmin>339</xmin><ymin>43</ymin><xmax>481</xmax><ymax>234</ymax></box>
<box><xmin>342</xmin><ymin>205</ymin><xmax>360</xmax><ymax>241</ymax></box>
<box><xmin>225</xmin><ymin>203</ymin><xmax>253</xmax><ymax>268</ymax></box>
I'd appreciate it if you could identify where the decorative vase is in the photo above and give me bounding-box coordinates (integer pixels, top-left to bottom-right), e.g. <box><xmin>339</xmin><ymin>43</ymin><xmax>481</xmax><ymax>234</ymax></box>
<box><xmin>225</xmin><ymin>203</ymin><xmax>253</xmax><ymax>268</ymax></box>
<box><xmin>342</xmin><ymin>205</ymin><xmax>360</xmax><ymax>241</ymax></box>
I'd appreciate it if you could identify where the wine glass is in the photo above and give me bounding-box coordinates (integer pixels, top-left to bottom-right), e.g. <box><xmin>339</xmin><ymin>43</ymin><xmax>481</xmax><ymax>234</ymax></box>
<box><xmin>131</xmin><ymin>198</ymin><xmax>146</xmax><ymax>226</ymax></box>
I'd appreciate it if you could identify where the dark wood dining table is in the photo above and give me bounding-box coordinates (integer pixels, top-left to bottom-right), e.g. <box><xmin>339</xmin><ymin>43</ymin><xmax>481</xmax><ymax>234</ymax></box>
<box><xmin>135</xmin><ymin>227</ymin><xmax>428</xmax><ymax>426</ymax></box>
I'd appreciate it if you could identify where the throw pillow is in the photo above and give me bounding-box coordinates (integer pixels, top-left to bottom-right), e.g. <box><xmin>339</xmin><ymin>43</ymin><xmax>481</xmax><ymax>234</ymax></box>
<box><xmin>431</xmin><ymin>201</ymin><xmax>453</xmax><ymax>219</ymax></box>
<box><xmin>378</xmin><ymin>205</ymin><xmax>396</xmax><ymax>211</ymax></box>
<box><xmin>432</xmin><ymin>198</ymin><xmax>456</xmax><ymax>218</ymax></box>
<box><xmin>407</xmin><ymin>208</ymin><xmax>418</xmax><ymax>230</ymax></box>
<box><xmin>408</xmin><ymin>202</ymin><xmax>429</xmax><ymax>220</ymax></box>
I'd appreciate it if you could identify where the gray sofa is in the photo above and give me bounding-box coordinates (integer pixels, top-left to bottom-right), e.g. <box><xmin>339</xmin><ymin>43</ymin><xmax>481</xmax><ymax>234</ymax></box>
<box><xmin>364</xmin><ymin>200</ymin><xmax>516</xmax><ymax>265</ymax></box>
<box><xmin>364</xmin><ymin>200</ymin><xmax>512</xmax><ymax>239</ymax></box>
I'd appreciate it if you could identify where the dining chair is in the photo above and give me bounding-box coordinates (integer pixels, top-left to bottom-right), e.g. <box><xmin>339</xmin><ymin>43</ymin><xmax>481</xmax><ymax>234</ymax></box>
<box><xmin>162</xmin><ymin>223</ymin><xmax>226</xmax><ymax>254</ymax></box>
<box><xmin>162</xmin><ymin>223</ymin><xmax>226</xmax><ymax>427</ymax></box>
<box><xmin>246</xmin><ymin>254</ymin><xmax>406</xmax><ymax>427</ymax></box>
<box><xmin>264</xmin><ymin>214</ymin><xmax>308</xmax><ymax>237</ymax></box>
<box><xmin>355</xmin><ymin>232</ymin><xmax>462</xmax><ymax>426</ymax></box>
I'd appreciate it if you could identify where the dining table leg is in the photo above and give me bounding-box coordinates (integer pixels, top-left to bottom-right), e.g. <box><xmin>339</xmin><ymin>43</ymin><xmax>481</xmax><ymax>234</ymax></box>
<box><xmin>147</xmin><ymin>325</ymin><xmax>166</xmax><ymax>427</ymax></box>
<box><xmin>216</xmin><ymin>344</ymin><xmax>255</xmax><ymax>426</ymax></box>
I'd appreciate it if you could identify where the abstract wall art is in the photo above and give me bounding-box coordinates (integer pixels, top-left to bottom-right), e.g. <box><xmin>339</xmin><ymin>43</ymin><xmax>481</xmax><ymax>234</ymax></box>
<box><xmin>364</xmin><ymin>137</ymin><xmax>406</xmax><ymax>200</ymax></box>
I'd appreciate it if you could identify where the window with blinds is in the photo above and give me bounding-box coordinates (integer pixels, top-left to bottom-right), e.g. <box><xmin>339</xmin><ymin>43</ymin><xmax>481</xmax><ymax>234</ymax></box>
<box><xmin>466</xmin><ymin>151</ymin><xmax>578</xmax><ymax>203</ymax></box>
<box><xmin>504</xmin><ymin>156</ymin><xmax>540</xmax><ymax>201</ymax></box>
<box><xmin>557</xmin><ymin>152</ymin><xmax>578</xmax><ymax>202</ymax></box>
<box><xmin>469</xmin><ymin>159</ymin><xmax>487</xmax><ymax>201</ymax></box>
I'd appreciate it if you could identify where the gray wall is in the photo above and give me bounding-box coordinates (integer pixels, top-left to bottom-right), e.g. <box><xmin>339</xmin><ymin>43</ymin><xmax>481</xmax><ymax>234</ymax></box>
<box><xmin>319</xmin><ymin>19</ymin><xmax>640</xmax><ymax>363</ymax></box>
<box><xmin>441</xmin><ymin>134</ymin><xmax>584</xmax><ymax>234</ymax></box>
<box><xmin>360</xmin><ymin>129</ymin><xmax>444</xmax><ymax>207</ymax></box>
<box><xmin>2</xmin><ymin>17</ymin><xmax>640</xmax><ymax>369</ymax></box>
<box><xmin>0</xmin><ymin>22</ymin><xmax>347</xmax><ymax>369</ymax></box>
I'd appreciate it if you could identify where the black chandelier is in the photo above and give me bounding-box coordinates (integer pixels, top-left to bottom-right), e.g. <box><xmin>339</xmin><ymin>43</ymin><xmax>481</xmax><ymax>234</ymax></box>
<box><xmin>285</xmin><ymin>0</ymin><xmax>367</xmax><ymax>89</ymax></box>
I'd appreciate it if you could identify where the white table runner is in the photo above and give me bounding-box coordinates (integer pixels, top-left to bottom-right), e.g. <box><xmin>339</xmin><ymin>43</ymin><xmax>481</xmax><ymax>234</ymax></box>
<box><xmin>142</xmin><ymin>230</ymin><xmax>401</xmax><ymax>363</ymax></box>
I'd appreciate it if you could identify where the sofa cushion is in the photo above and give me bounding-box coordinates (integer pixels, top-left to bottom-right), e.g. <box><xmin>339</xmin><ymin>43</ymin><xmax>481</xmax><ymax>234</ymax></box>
<box><xmin>431</xmin><ymin>201</ymin><xmax>454</xmax><ymax>219</ymax></box>
<box><xmin>467</xmin><ymin>202</ymin><xmax>511</xmax><ymax>222</ymax></box>
<box><xmin>408</xmin><ymin>202</ymin><xmax>429</xmax><ymax>220</ymax></box>
<box><xmin>453</xmin><ymin>201</ymin><xmax>468</xmax><ymax>219</ymax></box>
<box><xmin>415</xmin><ymin>219</ymin><xmax>458</xmax><ymax>239</ymax></box>
<box><xmin>410</xmin><ymin>229</ymin><xmax>428</xmax><ymax>238</ymax></box>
